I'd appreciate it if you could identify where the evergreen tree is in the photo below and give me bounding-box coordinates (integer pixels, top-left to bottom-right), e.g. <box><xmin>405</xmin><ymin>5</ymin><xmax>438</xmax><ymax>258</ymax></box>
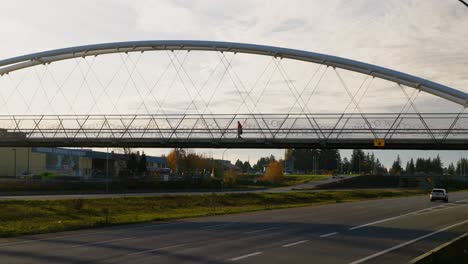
<box><xmin>127</xmin><ymin>152</ymin><xmax>138</xmax><ymax>173</ymax></box>
<box><xmin>351</xmin><ymin>149</ymin><xmax>365</xmax><ymax>174</ymax></box>
<box><xmin>234</xmin><ymin>159</ymin><xmax>243</xmax><ymax>170</ymax></box>
<box><xmin>405</xmin><ymin>158</ymin><xmax>415</xmax><ymax>174</ymax></box>
<box><xmin>138</xmin><ymin>152</ymin><xmax>147</xmax><ymax>174</ymax></box>
<box><xmin>243</xmin><ymin>161</ymin><xmax>252</xmax><ymax>172</ymax></box>
<box><xmin>342</xmin><ymin>157</ymin><xmax>351</xmax><ymax>174</ymax></box>
<box><xmin>390</xmin><ymin>155</ymin><xmax>402</xmax><ymax>175</ymax></box>
<box><xmin>447</xmin><ymin>163</ymin><xmax>456</xmax><ymax>176</ymax></box>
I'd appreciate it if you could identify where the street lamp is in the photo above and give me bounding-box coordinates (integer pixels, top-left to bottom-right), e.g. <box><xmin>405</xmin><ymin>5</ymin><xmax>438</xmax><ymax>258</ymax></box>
<box><xmin>221</xmin><ymin>149</ymin><xmax>229</xmax><ymax>191</ymax></box>
<box><xmin>106</xmin><ymin>147</ymin><xmax>109</xmax><ymax>193</ymax></box>
<box><xmin>12</xmin><ymin>148</ymin><xmax>17</xmax><ymax>178</ymax></box>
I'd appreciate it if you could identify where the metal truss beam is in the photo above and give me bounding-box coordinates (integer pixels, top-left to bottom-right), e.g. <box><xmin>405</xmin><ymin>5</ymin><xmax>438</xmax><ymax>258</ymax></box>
<box><xmin>0</xmin><ymin>138</ymin><xmax>466</xmax><ymax>150</ymax></box>
<box><xmin>0</xmin><ymin>113</ymin><xmax>466</xmax><ymax>150</ymax></box>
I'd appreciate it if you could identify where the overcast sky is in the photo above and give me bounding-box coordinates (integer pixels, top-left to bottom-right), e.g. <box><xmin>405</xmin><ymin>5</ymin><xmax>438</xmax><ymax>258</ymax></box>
<box><xmin>0</xmin><ymin>0</ymin><xmax>467</xmax><ymax>167</ymax></box>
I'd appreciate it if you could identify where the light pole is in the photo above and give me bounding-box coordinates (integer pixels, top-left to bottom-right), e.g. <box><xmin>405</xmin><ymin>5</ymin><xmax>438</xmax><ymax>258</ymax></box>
<box><xmin>221</xmin><ymin>149</ymin><xmax>229</xmax><ymax>191</ymax></box>
<box><xmin>12</xmin><ymin>148</ymin><xmax>17</xmax><ymax>178</ymax></box>
<box><xmin>106</xmin><ymin>147</ymin><xmax>109</xmax><ymax>193</ymax></box>
<box><xmin>27</xmin><ymin>147</ymin><xmax>30</xmax><ymax>173</ymax></box>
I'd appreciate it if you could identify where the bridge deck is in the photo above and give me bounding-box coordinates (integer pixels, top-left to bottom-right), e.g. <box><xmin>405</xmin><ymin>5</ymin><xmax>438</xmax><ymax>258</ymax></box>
<box><xmin>0</xmin><ymin>138</ymin><xmax>466</xmax><ymax>150</ymax></box>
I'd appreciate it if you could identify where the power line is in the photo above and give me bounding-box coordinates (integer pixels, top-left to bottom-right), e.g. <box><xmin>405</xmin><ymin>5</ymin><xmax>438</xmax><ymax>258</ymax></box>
<box><xmin>459</xmin><ymin>0</ymin><xmax>468</xmax><ymax>8</ymax></box>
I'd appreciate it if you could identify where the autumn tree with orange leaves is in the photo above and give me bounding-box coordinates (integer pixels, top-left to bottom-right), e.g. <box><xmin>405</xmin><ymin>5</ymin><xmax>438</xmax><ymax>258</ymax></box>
<box><xmin>262</xmin><ymin>160</ymin><xmax>284</xmax><ymax>184</ymax></box>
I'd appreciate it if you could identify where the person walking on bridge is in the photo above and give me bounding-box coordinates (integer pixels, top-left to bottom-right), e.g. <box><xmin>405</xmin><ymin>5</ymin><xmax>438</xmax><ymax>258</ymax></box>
<box><xmin>237</xmin><ymin>121</ymin><xmax>243</xmax><ymax>139</ymax></box>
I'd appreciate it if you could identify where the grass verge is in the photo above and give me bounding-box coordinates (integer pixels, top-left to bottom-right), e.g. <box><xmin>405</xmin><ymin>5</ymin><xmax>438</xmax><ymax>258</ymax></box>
<box><xmin>0</xmin><ymin>189</ymin><xmax>426</xmax><ymax>238</ymax></box>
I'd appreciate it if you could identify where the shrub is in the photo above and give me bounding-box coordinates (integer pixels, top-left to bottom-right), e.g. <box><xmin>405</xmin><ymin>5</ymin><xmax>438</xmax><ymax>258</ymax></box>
<box><xmin>262</xmin><ymin>160</ymin><xmax>284</xmax><ymax>184</ymax></box>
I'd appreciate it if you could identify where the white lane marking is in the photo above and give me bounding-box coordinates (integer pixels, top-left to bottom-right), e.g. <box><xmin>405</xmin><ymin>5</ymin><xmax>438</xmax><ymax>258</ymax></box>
<box><xmin>126</xmin><ymin>243</ymin><xmax>186</xmax><ymax>256</ymax></box>
<box><xmin>229</xmin><ymin>252</ymin><xmax>263</xmax><ymax>261</ymax></box>
<box><xmin>320</xmin><ymin>232</ymin><xmax>338</xmax><ymax>238</ymax></box>
<box><xmin>0</xmin><ymin>221</ymin><xmax>182</xmax><ymax>247</ymax></box>
<box><xmin>244</xmin><ymin>227</ymin><xmax>278</xmax><ymax>234</ymax></box>
<box><xmin>349</xmin><ymin>198</ymin><xmax>468</xmax><ymax>231</ymax></box>
<box><xmin>70</xmin><ymin>237</ymin><xmax>134</xmax><ymax>248</ymax></box>
<box><xmin>348</xmin><ymin>219</ymin><xmax>468</xmax><ymax>264</ymax></box>
<box><xmin>201</xmin><ymin>223</ymin><xmax>231</xmax><ymax>229</ymax></box>
<box><xmin>282</xmin><ymin>240</ymin><xmax>308</xmax><ymax>248</ymax></box>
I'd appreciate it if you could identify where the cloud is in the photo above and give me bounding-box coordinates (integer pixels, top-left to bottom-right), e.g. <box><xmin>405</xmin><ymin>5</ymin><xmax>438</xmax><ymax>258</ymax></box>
<box><xmin>271</xmin><ymin>19</ymin><xmax>307</xmax><ymax>33</ymax></box>
<box><xmin>0</xmin><ymin>0</ymin><xmax>467</xmax><ymax>165</ymax></box>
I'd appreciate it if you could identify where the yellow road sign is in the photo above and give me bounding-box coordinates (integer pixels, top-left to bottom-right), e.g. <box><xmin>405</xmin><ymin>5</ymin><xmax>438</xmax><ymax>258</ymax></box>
<box><xmin>374</xmin><ymin>139</ymin><xmax>385</xmax><ymax>147</ymax></box>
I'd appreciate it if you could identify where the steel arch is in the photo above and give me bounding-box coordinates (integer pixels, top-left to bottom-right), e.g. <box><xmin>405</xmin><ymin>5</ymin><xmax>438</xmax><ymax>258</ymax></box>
<box><xmin>0</xmin><ymin>40</ymin><xmax>466</xmax><ymax>107</ymax></box>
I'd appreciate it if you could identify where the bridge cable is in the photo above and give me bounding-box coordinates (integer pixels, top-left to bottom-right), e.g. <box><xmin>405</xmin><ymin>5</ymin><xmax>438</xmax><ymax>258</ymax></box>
<box><xmin>42</xmin><ymin>60</ymin><xmax>79</xmax><ymax>116</ymax></box>
<box><xmin>85</xmin><ymin>56</ymin><xmax>127</xmax><ymax>116</ymax></box>
<box><xmin>169</xmin><ymin>51</ymin><xmax>217</xmax><ymax>140</ymax></box>
<box><xmin>397</xmin><ymin>84</ymin><xmax>437</xmax><ymax>142</ymax></box>
<box><xmin>333</xmin><ymin>76</ymin><xmax>373</xmax><ymax>140</ymax></box>
<box><xmin>334</xmin><ymin>68</ymin><xmax>378</xmax><ymax>139</ymax></box>
<box><xmin>219</xmin><ymin>52</ymin><xmax>270</xmax><ymax>139</ymax></box>
<box><xmin>274</xmin><ymin>59</ymin><xmax>325</xmax><ymax>140</ymax></box>
<box><xmin>443</xmin><ymin>105</ymin><xmax>466</xmax><ymax>142</ymax></box>
<box><xmin>216</xmin><ymin>52</ymin><xmax>269</xmax><ymax>139</ymax></box>
<box><xmin>384</xmin><ymin>87</ymin><xmax>419</xmax><ymax>139</ymax></box>
<box><xmin>283</xmin><ymin>64</ymin><xmax>324</xmax><ymax>139</ymax></box>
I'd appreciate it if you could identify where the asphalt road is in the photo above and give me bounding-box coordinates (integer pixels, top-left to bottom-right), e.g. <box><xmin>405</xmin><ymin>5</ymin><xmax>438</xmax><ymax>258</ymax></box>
<box><xmin>1</xmin><ymin>191</ymin><xmax>468</xmax><ymax>264</ymax></box>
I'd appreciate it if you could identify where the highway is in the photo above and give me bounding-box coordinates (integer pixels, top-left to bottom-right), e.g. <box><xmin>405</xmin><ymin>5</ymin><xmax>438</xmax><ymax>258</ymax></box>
<box><xmin>0</xmin><ymin>191</ymin><xmax>467</xmax><ymax>263</ymax></box>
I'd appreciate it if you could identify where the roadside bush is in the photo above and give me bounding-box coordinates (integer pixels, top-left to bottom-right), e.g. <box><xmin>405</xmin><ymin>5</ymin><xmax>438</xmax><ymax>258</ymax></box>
<box><xmin>224</xmin><ymin>169</ymin><xmax>238</xmax><ymax>186</ymax></box>
<box><xmin>262</xmin><ymin>160</ymin><xmax>284</xmax><ymax>184</ymax></box>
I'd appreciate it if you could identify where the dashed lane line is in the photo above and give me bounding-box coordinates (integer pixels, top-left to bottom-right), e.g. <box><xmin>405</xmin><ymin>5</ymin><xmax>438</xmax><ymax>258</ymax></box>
<box><xmin>229</xmin><ymin>252</ymin><xmax>263</xmax><ymax>261</ymax></box>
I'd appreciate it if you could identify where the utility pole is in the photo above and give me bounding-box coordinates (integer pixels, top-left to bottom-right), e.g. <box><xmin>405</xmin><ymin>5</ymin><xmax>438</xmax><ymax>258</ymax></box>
<box><xmin>221</xmin><ymin>149</ymin><xmax>229</xmax><ymax>191</ymax></box>
<box><xmin>106</xmin><ymin>147</ymin><xmax>109</xmax><ymax>193</ymax></box>
<box><xmin>12</xmin><ymin>148</ymin><xmax>17</xmax><ymax>177</ymax></box>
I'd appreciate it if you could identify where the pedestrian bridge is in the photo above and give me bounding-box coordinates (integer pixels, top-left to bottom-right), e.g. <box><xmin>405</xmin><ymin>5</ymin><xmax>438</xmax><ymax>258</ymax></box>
<box><xmin>0</xmin><ymin>41</ymin><xmax>466</xmax><ymax>149</ymax></box>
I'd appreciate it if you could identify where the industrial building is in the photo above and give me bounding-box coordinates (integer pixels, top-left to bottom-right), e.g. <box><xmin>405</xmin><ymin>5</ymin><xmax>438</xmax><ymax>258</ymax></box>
<box><xmin>0</xmin><ymin>147</ymin><xmax>166</xmax><ymax>178</ymax></box>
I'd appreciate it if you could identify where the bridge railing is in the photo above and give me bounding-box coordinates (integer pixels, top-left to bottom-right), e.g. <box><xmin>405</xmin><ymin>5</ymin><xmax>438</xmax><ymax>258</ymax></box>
<box><xmin>0</xmin><ymin>113</ymin><xmax>466</xmax><ymax>142</ymax></box>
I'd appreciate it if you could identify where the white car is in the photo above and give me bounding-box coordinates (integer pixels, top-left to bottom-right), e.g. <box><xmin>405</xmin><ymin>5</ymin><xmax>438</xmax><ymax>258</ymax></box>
<box><xmin>430</xmin><ymin>188</ymin><xmax>448</xmax><ymax>202</ymax></box>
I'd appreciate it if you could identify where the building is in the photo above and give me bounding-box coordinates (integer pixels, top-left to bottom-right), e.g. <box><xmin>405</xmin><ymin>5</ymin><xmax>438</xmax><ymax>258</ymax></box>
<box><xmin>0</xmin><ymin>147</ymin><xmax>165</xmax><ymax>178</ymax></box>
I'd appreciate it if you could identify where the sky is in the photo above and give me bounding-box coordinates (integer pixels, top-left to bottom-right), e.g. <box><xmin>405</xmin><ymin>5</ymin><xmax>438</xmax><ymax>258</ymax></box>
<box><xmin>0</xmin><ymin>0</ymin><xmax>467</xmax><ymax>167</ymax></box>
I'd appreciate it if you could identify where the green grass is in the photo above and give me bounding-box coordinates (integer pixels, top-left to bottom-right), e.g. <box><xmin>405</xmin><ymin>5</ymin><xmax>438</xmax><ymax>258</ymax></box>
<box><xmin>284</xmin><ymin>174</ymin><xmax>329</xmax><ymax>186</ymax></box>
<box><xmin>0</xmin><ymin>189</ymin><xmax>426</xmax><ymax>238</ymax></box>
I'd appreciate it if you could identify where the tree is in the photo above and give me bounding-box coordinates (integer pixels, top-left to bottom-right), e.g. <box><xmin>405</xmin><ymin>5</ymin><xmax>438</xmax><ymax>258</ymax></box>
<box><xmin>406</xmin><ymin>158</ymin><xmax>415</xmax><ymax>174</ymax></box>
<box><xmin>253</xmin><ymin>155</ymin><xmax>275</xmax><ymax>172</ymax></box>
<box><xmin>138</xmin><ymin>152</ymin><xmax>147</xmax><ymax>174</ymax></box>
<box><xmin>319</xmin><ymin>149</ymin><xmax>340</xmax><ymax>172</ymax></box>
<box><xmin>374</xmin><ymin>158</ymin><xmax>386</xmax><ymax>175</ymax></box>
<box><xmin>262</xmin><ymin>160</ymin><xmax>284</xmax><ymax>184</ymax></box>
<box><xmin>447</xmin><ymin>163</ymin><xmax>456</xmax><ymax>176</ymax></box>
<box><xmin>234</xmin><ymin>159</ymin><xmax>243</xmax><ymax>170</ymax></box>
<box><xmin>224</xmin><ymin>169</ymin><xmax>238</xmax><ymax>186</ymax></box>
<box><xmin>390</xmin><ymin>155</ymin><xmax>402</xmax><ymax>175</ymax></box>
<box><xmin>242</xmin><ymin>161</ymin><xmax>252</xmax><ymax>173</ymax></box>
<box><xmin>342</xmin><ymin>157</ymin><xmax>351</xmax><ymax>174</ymax></box>
<box><xmin>166</xmin><ymin>149</ymin><xmax>178</xmax><ymax>172</ymax></box>
<box><xmin>127</xmin><ymin>153</ymin><xmax>138</xmax><ymax>173</ymax></box>
<box><xmin>351</xmin><ymin>149</ymin><xmax>366</xmax><ymax>174</ymax></box>
<box><xmin>432</xmin><ymin>155</ymin><xmax>443</xmax><ymax>175</ymax></box>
